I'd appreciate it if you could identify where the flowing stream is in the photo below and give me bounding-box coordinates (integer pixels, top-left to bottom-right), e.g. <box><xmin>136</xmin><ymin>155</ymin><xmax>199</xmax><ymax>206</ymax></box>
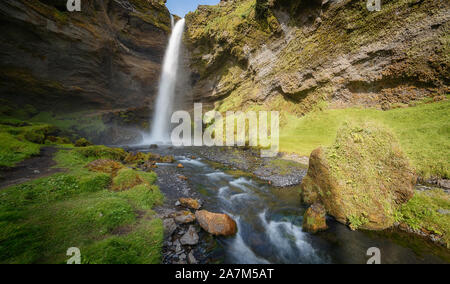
<box><xmin>146</xmin><ymin>18</ymin><xmax>185</xmax><ymax>144</ymax></box>
<box><xmin>139</xmin><ymin>14</ymin><xmax>448</xmax><ymax>264</ymax></box>
<box><xmin>138</xmin><ymin>146</ymin><xmax>449</xmax><ymax>264</ymax></box>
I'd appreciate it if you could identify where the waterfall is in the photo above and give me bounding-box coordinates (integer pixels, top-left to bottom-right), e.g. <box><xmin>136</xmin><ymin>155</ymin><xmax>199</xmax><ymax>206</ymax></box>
<box><xmin>147</xmin><ymin>17</ymin><xmax>185</xmax><ymax>144</ymax></box>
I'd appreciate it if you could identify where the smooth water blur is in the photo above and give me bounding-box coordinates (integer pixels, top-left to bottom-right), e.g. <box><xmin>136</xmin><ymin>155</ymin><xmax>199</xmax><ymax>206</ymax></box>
<box><xmin>142</xmin><ymin>146</ymin><xmax>449</xmax><ymax>264</ymax></box>
<box><xmin>146</xmin><ymin>18</ymin><xmax>185</xmax><ymax>144</ymax></box>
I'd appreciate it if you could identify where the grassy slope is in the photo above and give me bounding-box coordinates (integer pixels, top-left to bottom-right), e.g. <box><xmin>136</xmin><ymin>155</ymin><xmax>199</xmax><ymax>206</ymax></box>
<box><xmin>0</xmin><ymin>147</ymin><xmax>164</xmax><ymax>264</ymax></box>
<box><xmin>0</xmin><ymin>118</ymin><xmax>58</xmax><ymax>167</ymax></box>
<box><xmin>280</xmin><ymin>100</ymin><xmax>450</xmax><ymax>179</ymax></box>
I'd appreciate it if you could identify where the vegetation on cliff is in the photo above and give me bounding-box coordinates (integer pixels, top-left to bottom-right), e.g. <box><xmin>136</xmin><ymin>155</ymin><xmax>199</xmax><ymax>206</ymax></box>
<box><xmin>0</xmin><ymin>0</ymin><xmax>173</xmax><ymax>145</ymax></box>
<box><xmin>186</xmin><ymin>0</ymin><xmax>449</xmax><ymax>114</ymax></box>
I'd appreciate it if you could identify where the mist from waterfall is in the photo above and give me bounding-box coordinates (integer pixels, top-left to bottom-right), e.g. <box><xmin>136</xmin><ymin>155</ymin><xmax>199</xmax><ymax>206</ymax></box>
<box><xmin>146</xmin><ymin>17</ymin><xmax>185</xmax><ymax>144</ymax></box>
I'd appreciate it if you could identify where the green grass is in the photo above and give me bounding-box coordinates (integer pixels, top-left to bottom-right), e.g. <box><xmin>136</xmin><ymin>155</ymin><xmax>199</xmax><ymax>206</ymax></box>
<box><xmin>74</xmin><ymin>145</ymin><xmax>127</xmax><ymax>161</ymax></box>
<box><xmin>118</xmin><ymin>184</ymin><xmax>164</xmax><ymax>211</ymax></box>
<box><xmin>30</xmin><ymin>111</ymin><xmax>106</xmax><ymax>139</ymax></box>
<box><xmin>0</xmin><ymin>147</ymin><xmax>164</xmax><ymax>264</ymax></box>
<box><xmin>112</xmin><ymin>168</ymin><xmax>157</xmax><ymax>191</ymax></box>
<box><xmin>395</xmin><ymin>189</ymin><xmax>450</xmax><ymax>248</ymax></box>
<box><xmin>0</xmin><ymin>132</ymin><xmax>40</xmax><ymax>167</ymax></box>
<box><xmin>82</xmin><ymin>218</ymin><xmax>163</xmax><ymax>264</ymax></box>
<box><xmin>280</xmin><ymin>100</ymin><xmax>450</xmax><ymax>179</ymax></box>
<box><xmin>0</xmin><ymin>120</ymin><xmax>59</xmax><ymax>167</ymax></box>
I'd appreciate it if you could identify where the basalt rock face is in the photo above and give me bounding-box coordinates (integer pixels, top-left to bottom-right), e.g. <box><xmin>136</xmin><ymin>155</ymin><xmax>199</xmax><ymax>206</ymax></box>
<box><xmin>185</xmin><ymin>0</ymin><xmax>449</xmax><ymax>114</ymax></box>
<box><xmin>0</xmin><ymin>0</ymin><xmax>171</xmax><ymax>143</ymax></box>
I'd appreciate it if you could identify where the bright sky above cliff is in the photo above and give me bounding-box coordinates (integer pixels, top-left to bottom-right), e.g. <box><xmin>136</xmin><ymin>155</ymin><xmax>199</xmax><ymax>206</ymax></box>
<box><xmin>166</xmin><ymin>0</ymin><xmax>220</xmax><ymax>16</ymax></box>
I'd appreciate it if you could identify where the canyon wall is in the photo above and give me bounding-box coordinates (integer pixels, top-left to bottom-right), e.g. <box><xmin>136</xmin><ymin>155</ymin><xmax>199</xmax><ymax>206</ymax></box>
<box><xmin>185</xmin><ymin>0</ymin><xmax>449</xmax><ymax>114</ymax></box>
<box><xmin>0</xmin><ymin>0</ymin><xmax>171</xmax><ymax>143</ymax></box>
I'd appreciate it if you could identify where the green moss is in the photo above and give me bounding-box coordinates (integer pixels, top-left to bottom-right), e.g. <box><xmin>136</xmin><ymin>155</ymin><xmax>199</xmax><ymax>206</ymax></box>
<box><xmin>281</xmin><ymin>100</ymin><xmax>450</xmax><ymax>179</ymax></box>
<box><xmin>0</xmin><ymin>119</ymin><xmax>57</xmax><ymax>167</ymax></box>
<box><xmin>112</xmin><ymin>168</ymin><xmax>157</xmax><ymax>191</ymax></box>
<box><xmin>348</xmin><ymin>214</ymin><xmax>369</xmax><ymax>231</ymax></box>
<box><xmin>117</xmin><ymin>184</ymin><xmax>164</xmax><ymax>211</ymax></box>
<box><xmin>395</xmin><ymin>189</ymin><xmax>450</xmax><ymax>247</ymax></box>
<box><xmin>74</xmin><ymin>138</ymin><xmax>93</xmax><ymax>147</ymax></box>
<box><xmin>267</xmin><ymin>159</ymin><xmax>308</xmax><ymax>175</ymax></box>
<box><xmin>301</xmin><ymin>121</ymin><xmax>416</xmax><ymax>230</ymax></box>
<box><xmin>82</xmin><ymin>218</ymin><xmax>163</xmax><ymax>264</ymax></box>
<box><xmin>30</xmin><ymin>111</ymin><xmax>107</xmax><ymax>142</ymax></box>
<box><xmin>74</xmin><ymin>146</ymin><xmax>127</xmax><ymax>161</ymax></box>
<box><xmin>0</xmin><ymin>132</ymin><xmax>40</xmax><ymax>167</ymax></box>
<box><xmin>0</xmin><ymin>147</ymin><xmax>164</xmax><ymax>263</ymax></box>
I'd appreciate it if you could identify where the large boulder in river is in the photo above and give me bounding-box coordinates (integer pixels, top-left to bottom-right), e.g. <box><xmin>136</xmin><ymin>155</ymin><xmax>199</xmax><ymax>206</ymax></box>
<box><xmin>300</xmin><ymin>122</ymin><xmax>416</xmax><ymax>231</ymax></box>
<box><xmin>303</xmin><ymin>203</ymin><xmax>328</xmax><ymax>234</ymax></box>
<box><xmin>195</xmin><ymin>210</ymin><xmax>237</xmax><ymax>236</ymax></box>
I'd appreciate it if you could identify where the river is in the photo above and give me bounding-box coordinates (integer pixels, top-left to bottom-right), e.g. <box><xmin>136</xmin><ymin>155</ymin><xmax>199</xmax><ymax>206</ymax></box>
<box><xmin>133</xmin><ymin>145</ymin><xmax>449</xmax><ymax>264</ymax></box>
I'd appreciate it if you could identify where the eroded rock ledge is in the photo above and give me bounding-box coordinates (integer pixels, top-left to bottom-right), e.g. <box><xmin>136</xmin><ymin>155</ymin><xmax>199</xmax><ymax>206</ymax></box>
<box><xmin>185</xmin><ymin>0</ymin><xmax>449</xmax><ymax>113</ymax></box>
<box><xmin>0</xmin><ymin>0</ymin><xmax>171</xmax><ymax>143</ymax></box>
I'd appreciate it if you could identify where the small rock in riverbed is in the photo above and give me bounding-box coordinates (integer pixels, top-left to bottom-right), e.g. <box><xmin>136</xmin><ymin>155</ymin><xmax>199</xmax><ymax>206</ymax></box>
<box><xmin>188</xmin><ymin>251</ymin><xmax>197</xmax><ymax>264</ymax></box>
<box><xmin>178</xmin><ymin>175</ymin><xmax>188</xmax><ymax>181</ymax></box>
<box><xmin>180</xmin><ymin>225</ymin><xmax>199</xmax><ymax>245</ymax></box>
<box><xmin>172</xmin><ymin>211</ymin><xmax>196</xmax><ymax>224</ymax></box>
<box><xmin>175</xmin><ymin>240</ymin><xmax>182</xmax><ymax>253</ymax></box>
<box><xmin>302</xmin><ymin>203</ymin><xmax>328</xmax><ymax>233</ymax></box>
<box><xmin>163</xmin><ymin>218</ymin><xmax>177</xmax><ymax>237</ymax></box>
<box><xmin>437</xmin><ymin>179</ymin><xmax>450</xmax><ymax>190</ymax></box>
<box><xmin>149</xmin><ymin>144</ymin><xmax>158</xmax><ymax>149</ymax></box>
<box><xmin>179</xmin><ymin>198</ymin><xmax>202</xmax><ymax>210</ymax></box>
<box><xmin>177</xmin><ymin>163</ymin><xmax>184</xmax><ymax>168</ymax></box>
<box><xmin>175</xmin><ymin>201</ymin><xmax>181</xmax><ymax>206</ymax></box>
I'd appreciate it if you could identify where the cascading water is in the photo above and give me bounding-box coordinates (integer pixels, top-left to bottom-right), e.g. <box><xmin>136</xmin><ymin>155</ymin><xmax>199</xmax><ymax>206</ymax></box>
<box><xmin>146</xmin><ymin>17</ymin><xmax>185</xmax><ymax>144</ymax></box>
<box><xmin>170</xmin><ymin>14</ymin><xmax>174</xmax><ymax>28</ymax></box>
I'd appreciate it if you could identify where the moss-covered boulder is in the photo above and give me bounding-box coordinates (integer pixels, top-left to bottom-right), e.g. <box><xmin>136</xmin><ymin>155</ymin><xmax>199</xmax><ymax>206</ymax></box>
<box><xmin>46</xmin><ymin>136</ymin><xmax>71</xmax><ymax>145</ymax></box>
<box><xmin>300</xmin><ymin>122</ymin><xmax>416</xmax><ymax>230</ymax></box>
<box><xmin>75</xmin><ymin>146</ymin><xmax>127</xmax><ymax>161</ymax></box>
<box><xmin>74</xmin><ymin>138</ymin><xmax>93</xmax><ymax>147</ymax></box>
<box><xmin>24</xmin><ymin>131</ymin><xmax>45</xmax><ymax>144</ymax></box>
<box><xmin>303</xmin><ymin>203</ymin><xmax>328</xmax><ymax>234</ymax></box>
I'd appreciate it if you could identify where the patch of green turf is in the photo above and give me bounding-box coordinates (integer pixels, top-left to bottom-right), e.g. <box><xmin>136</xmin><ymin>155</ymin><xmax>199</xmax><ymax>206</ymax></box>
<box><xmin>82</xmin><ymin>218</ymin><xmax>163</xmax><ymax>264</ymax></box>
<box><xmin>0</xmin><ymin>117</ymin><xmax>66</xmax><ymax>167</ymax></box>
<box><xmin>280</xmin><ymin>100</ymin><xmax>450</xmax><ymax>179</ymax></box>
<box><xmin>395</xmin><ymin>189</ymin><xmax>450</xmax><ymax>248</ymax></box>
<box><xmin>0</xmin><ymin>148</ymin><xmax>163</xmax><ymax>264</ymax></box>
<box><xmin>112</xmin><ymin>168</ymin><xmax>157</xmax><ymax>191</ymax></box>
<box><xmin>74</xmin><ymin>145</ymin><xmax>127</xmax><ymax>161</ymax></box>
<box><xmin>0</xmin><ymin>131</ymin><xmax>40</xmax><ymax>167</ymax></box>
<box><xmin>30</xmin><ymin>111</ymin><xmax>106</xmax><ymax>139</ymax></box>
<box><xmin>117</xmin><ymin>184</ymin><xmax>164</xmax><ymax>210</ymax></box>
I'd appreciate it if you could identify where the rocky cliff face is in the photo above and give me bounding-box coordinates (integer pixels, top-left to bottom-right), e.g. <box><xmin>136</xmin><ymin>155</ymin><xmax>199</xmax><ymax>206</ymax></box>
<box><xmin>185</xmin><ymin>0</ymin><xmax>449</xmax><ymax>114</ymax></box>
<box><xmin>0</xmin><ymin>0</ymin><xmax>171</xmax><ymax>143</ymax></box>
